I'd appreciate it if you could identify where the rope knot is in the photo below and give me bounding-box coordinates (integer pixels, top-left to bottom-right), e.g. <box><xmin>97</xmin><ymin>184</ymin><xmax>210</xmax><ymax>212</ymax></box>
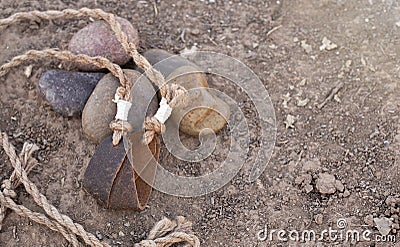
<box><xmin>134</xmin><ymin>216</ymin><xmax>200</xmax><ymax>247</ymax></box>
<box><xmin>0</xmin><ymin>8</ymin><xmax>202</xmax><ymax>247</ymax></box>
<box><xmin>109</xmin><ymin>119</ymin><xmax>133</xmax><ymax>146</ymax></box>
<box><xmin>141</xmin><ymin>83</ymin><xmax>187</xmax><ymax>145</ymax></box>
<box><xmin>2</xmin><ymin>180</ymin><xmax>17</xmax><ymax>199</ymax></box>
<box><xmin>164</xmin><ymin>84</ymin><xmax>187</xmax><ymax>107</ymax></box>
<box><xmin>110</xmin><ymin>85</ymin><xmax>133</xmax><ymax>146</ymax></box>
<box><xmin>143</xmin><ymin>116</ymin><xmax>165</xmax><ymax>145</ymax></box>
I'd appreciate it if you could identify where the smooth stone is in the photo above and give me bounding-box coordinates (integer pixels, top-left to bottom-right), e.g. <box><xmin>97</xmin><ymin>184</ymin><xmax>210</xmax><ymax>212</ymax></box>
<box><xmin>166</xmin><ymin>66</ymin><xmax>230</xmax><ymax>136</ymax></box>
<box><xmin>82</xmin><ymin>69</ymin><xmax>158</xmax><ymax>143</ymax></box>
<box><xmin>69</xmin><ymin>17</ymin><xmax>139</xmax><ymax>71</ymax></box>
<box><xmin>38</xmin><ymin>70</ymin><xmax>105</xmax><ymax>117</ymax></box>
<box><xmin>139</xmin><ymin>49</ymin><xmax>200</xmax><ymax>78</ymax></box>
<box><xmin>167</xmin><ymin>66</ymin><xmax>209</xmax><ymax>89</ymax></box>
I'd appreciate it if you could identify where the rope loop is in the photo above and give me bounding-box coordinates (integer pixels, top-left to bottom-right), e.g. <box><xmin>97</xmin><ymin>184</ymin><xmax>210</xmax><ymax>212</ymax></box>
<box><xmin>143</xmin><ymin>116</ymin><xmax>165</xmax><ymax>145</ymax></box>
<box><xmin>0</xmin><ymin>8</ymin><xmax>200</xmax><ymax>246</ymax></box>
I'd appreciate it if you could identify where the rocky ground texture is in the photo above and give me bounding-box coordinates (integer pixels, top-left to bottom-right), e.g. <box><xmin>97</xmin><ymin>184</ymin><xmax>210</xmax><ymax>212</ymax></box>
<box><xmin>0</xmin><ymin>0</ymin><xmax>399</xmax><ymax>246</ymax></box>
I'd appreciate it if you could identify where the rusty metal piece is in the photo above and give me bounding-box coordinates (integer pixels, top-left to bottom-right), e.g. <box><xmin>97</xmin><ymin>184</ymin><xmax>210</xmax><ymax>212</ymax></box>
<box><xmin>83</xmin><ymin>132</ymin><xmax>160</xmax><ymax>210</ymax></box>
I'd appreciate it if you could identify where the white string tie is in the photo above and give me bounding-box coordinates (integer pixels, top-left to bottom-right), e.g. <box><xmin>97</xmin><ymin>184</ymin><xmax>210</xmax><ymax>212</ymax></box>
<box><xmin>112</xmin><ymin>93</ymin><xmax>132</xmax><ymax>121</ymax></box>
<box><xmin>154</xmin><ymin>97</ymin><xmax>172</xmax><ymax>124</ymax></box>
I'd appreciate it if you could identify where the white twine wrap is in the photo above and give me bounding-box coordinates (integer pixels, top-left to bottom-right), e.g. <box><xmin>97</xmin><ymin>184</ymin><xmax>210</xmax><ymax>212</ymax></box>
<box><xmin>112</xmin><ymin>93</ymin><xmax>132</xmax><ymax>121</ymax></box>
<box><xmin>154</xmin><ymin>98</ymin><xmax>173</xmax><ymax>124</ymax></box>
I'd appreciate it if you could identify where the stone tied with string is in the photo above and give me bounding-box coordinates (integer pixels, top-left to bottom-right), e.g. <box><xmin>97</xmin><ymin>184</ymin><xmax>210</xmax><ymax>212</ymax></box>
<box><xmin>143</xmin><ymin>83</ymin><xmax>187</xmax><ymax>145</ymax></box>
<box><xmin>142</xmin><ymin>49</ymin><xmax>230</xmax><ymax>137</ymax></box>
<box><xmin>109</xmin><ymin>86</ymin><xmax>133</xmax><ymax>145</ymax></box>
<box><xmin>0</xmin><ymin>132</ymin><xmax>199</xmax><ymax>247</ymax></box>
<box><xmin>0</xmin><ymin>8</ymin><xmax>200</xmax><ymax>246</ymax></box>
<box><xmin>0</xmin><ymin>7</ymin><xmax>188</xmax><ymax>211</ymax></box>
<box><xmin>0</xmin><ymin>7</ymin><xmax>187</xmax><ymax>147</ymax></box>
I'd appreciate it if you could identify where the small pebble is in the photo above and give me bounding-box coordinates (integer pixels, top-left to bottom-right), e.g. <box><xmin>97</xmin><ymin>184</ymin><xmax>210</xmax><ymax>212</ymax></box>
<box><xmin>335</xmin><ymin>180</ymin><xmax>345</xmax><ymax>192</ymax></box>
<box><xmin>118</xmin><ymin>231</ymin><xmax>125</xmax><ymax>237</ymax></box>
<box><xmin>38</xmin><ymin>70</ymin><xmax>105</xmax><ymax>116</ymax></box>
<box><xmin>316</xmin><ymin>173</ymin><xmax>336</xmax><ymax>194</ymax></box>
<box><xmin>304</xmin><ymin>184</ymin><xmax>313</xmax><ymax>193</ymax></box>
<box><xmin>96</xmin><ymin>231</ymin><xmax>103</xmax><ymax>240</ymax></box>
<box><xmin>300</xmin><ymin>40</ymin><xmax>312</xmax><ymax>54</ymax></box>
<box><xmin>320</xmin><ymin>37</ymin><xmax>338</xmax><ymax>51</ymax></box>
<box><xmin>190</xmin><ymin>28</ymin><xmax>201</xmax><ymax>35</ymax></box>
<box><xmin>364</xmin><ymin>214</ymin><xmax>374</xmax><ymax>226</ymax></box>
<box><xmin>314</xmin><ymin>214</ymin><xmax>323</xmax><ymax>225</ymax></box>
<box><xmin>374</xmin><ymin>217</ymin><xmax>392</xmax><ymax>236</ymax></box>
<box><xmin>24</xmin><ymin>65</ymin><xmax>33</xmax><ymax>78</ymax></box>
<box><xmin>284</xmin><ymin>114</ymin><xmax>295</xmax><ymax>129</ymax></box>
<box><xmin>69</xmin><ymin>17</ymin><xmax>139</xmax><ymax>71</ymax></box>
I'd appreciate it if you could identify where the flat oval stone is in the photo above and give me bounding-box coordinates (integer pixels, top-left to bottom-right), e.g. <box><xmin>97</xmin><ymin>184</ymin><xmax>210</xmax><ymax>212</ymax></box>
<box><xmin>140</xmin><ymin>49</ymin><xmax>200</xmax><ymax>78</ymax></box>
<box><xmin>166</xmin><ymin>66</ymin><xmax>230</xmax><ymax>136</ymax></box>
<box><xmin>82</xmin><ymin>69</ymin><xmax>158</xmax><ymax>143</ymax></box>
<box><xmin>69</xmin><ymin>17</ymin><xmax>139</xmax><ymax>71</ymax></box>
<box><xmin>38</xmin><ymin>70</ymin><xmax>105</xmax><ymax>117</ymax></box>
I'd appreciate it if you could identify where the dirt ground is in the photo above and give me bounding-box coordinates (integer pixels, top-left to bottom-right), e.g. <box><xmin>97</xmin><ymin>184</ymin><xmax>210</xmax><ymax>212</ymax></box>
<box><xmin>0</xmin><ymin>0</ymin><xmax>399</xmax><ymax>246</ymax></box>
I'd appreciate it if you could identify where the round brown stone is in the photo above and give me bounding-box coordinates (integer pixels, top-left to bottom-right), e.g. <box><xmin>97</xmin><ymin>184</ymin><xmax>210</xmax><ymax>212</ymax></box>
<box><xmin>68</xmin><ymin>17</ymin><xmax>139</xmax><ymax>71</ymax></box>
<box><xmin>166</xmin><ymin>66</ymin><xmax>230</xmax><ymax>136</ymax></box>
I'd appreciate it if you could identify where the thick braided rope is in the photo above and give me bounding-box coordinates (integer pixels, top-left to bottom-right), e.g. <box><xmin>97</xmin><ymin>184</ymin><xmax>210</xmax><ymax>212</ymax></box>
<box><xmin>0</xmin><ymin>48</ymin><xmax>133</xmax><ymax>146</ymax></box>
<box><xmin>147</xmin><ymin>232</ymin><xmax>200</xmax><ymax>247</ymax></box>
<box><xmin>11</xmin><ymin>142</ymin><xmax>39</xmax><ymax>188</ymax></box>
<box><xmin>0</xmin><ymin>8</ymin><xmax>187</xmax><ymax>145</ymax></box>
<box><xmin>0</xmin><ymin>191</ymin><xmax>79</xmax><ymax>246</ymax></box>
<box><xmin>143</xmin><ymin>84</ymin><xmax>186</xmax><ymax>144</ymax></box>
<box><xmin>0</xmin><ymin>133</ymin><xmax>106</xmax><ymax>247</ymax></box>
<box><xmin>135</xmin><ymin>217</ymin><xmax>200</xmax><ymax>247</ymax></box>
<box><xmin>0</xmin><ymin>49</ymin><xmax>127</xmax><ymax>87</ymax></box>
<box><xmin>0</xmin><ymin>137</ymin><xmax>80</xmax><ymax>246</ymax></box>
<box><xmin>0</xmin><ymin>141</ymin><xmax>37</xmax><ymax>230</ymax></box>
<box><xmin>0</xmin><ymin>9</ymin><xmax>199</xmax><ymax>246</ymax></box>
<box><xmin>0</xmin><ymin>132</ymin><xmax>199</xmax><ymax>246</ymax></box>
<box><xmin>0</xmin><ymin>142</ymin><xmax>39</xmax><ymax>230</ymax></box>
